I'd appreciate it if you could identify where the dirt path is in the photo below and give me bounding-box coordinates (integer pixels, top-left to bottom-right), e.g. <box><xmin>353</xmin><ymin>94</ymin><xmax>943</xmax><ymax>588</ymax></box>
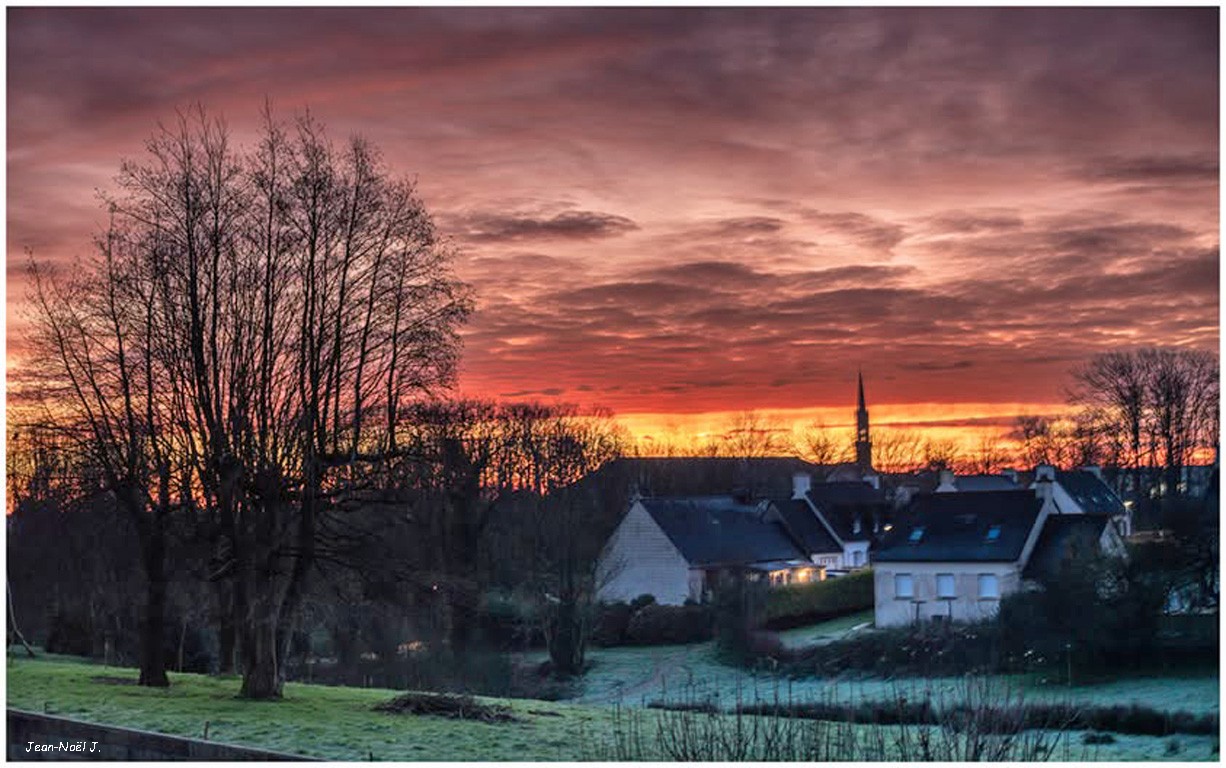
<box><xmin>573</xmin><ymin>646</ymin><xmax>700</xmax><ymax>706</ymax></box>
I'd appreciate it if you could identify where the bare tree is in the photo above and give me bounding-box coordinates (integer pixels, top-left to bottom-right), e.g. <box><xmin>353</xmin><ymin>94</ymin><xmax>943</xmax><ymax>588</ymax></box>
<box><xmin>796</xmin><ymin>421</ymin><xmax>852</xmax><ymax>471</ymax></box>
<box><xmin>1071</xmin><ymin>348</ymin><xmax>1219</xmax><ymax>503</ymax></box>
<box><xmin>28</xmin><ymin>214</ymin><xmax>189</xmax><ymax>686</ymax></box>
<box><xmin>717</xmin><ymin>411</ymin><xmax>792</xmax><ymax>457</ymax></box>
<box><xmin>36</xmin><ymin>105</ymin><xmax>471</xmax><ymax>699</ymax></box>
<box><xmin>872</xmin><ymin>429</ymin><xmax>926</xmax><ymax>473</ymax></box>
<box><xmin>968</xmin><ymin>433</ymin><xmax>1009</xmax><ymax>475</ymax></box>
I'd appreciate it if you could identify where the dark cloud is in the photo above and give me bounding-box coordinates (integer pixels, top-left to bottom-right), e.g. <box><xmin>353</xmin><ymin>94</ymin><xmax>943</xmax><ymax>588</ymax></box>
<box><xmin>1079</xmin><ymin>154</ymin><xmax>1219</xmax><ymax>184</ymax></box>
<box><xmin>451</xmin><ymin>210</ymin><xmax>638</xmax><ymax>242</ymax></box>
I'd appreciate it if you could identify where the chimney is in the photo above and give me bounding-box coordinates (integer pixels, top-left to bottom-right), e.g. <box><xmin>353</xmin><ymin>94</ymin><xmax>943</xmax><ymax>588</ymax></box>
<box><xmin>792</xmin><ymin>472</ymin><xmax>811</xmax><ymax>500</ymax></box>
<box><xmin>999</xmin><ymin>468</ymin><xmax>1019</xmax><ymax>484</ymax></box>
<box><xmin>935</xmin><ymin>468</ymin><xmax>957</xmax><ymax>493</ymax></box>
<box><xmin>1034</xmin><ymin>465</ymin><xmax>1055</xmax><ymax>506</ymax></box>
<box><xmin>1080</xmin><ymin>465</ymin><xmax>1103</xmax><ymax>481</ymax></box>
<box><xmin>863</xmin><ymin>473</ymin><xmax>880</xmax><ymax>490</ymax></box>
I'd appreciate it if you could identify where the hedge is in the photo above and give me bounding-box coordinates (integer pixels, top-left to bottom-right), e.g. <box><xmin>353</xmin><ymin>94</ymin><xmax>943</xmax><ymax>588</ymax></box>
<box><xmin>762</xmin><ymin>569</ymin><xmax>874</xmax><ymax>627</ymax></box>
<box><xmin>625</xmin><ymin>604</ymin><xmax>713</xmax><ymax>645</ymax></box>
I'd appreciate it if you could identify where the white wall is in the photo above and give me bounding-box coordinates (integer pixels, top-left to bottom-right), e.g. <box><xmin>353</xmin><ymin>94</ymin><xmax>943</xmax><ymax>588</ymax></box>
<box><xmin>843</xmin><ymin>541</ymin><xmax>870</xmax><ymax>570</ymax></box>
<box><xmin>873</xmin><ymin>562</ymin><xmax>1020</xmax><ymax>628</ymax></box>
<box><xmin>596</xmin><ymin>502</ymin><xmax>695</xmax><ymax>605</ymax></box>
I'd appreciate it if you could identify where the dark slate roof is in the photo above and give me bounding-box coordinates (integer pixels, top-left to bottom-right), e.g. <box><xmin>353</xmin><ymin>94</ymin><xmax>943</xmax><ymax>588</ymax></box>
<box><xmin>1023</xmin><ymin>516</ymin><xmax>1111</xmax><ymax>581</ymax></box>
<box><xmin>805</xmin><ymin>482</ymin><xmax>889</xmax><ymax>542</ymax></box>
<box><xmin>769</xmin><ymin>498</ymin><xmax>843</xmax><ymax>555</ymax></box>
<box><xmin>640</xmin><ymin>496</ymin><xmax>809</xmax><ymax>567</ymax></box>
<box><xmin>596</xmin><ymin>457</ymin><xmax>823</xmax><ymax>500</ymax></box>
<box><xmin>957</xmin><ymin>474</ymin><xmax>1020</xmax><ymax>492</ymax></box>
<box><xmin>874</xmin><ymin>490</ymin><xmax>1043</xmax><ymax>563</ymax></box>
<box><xmin>1056</xmin><ymin>471</ymin><xmax>1126</xmax><ymax>516</ymax></box>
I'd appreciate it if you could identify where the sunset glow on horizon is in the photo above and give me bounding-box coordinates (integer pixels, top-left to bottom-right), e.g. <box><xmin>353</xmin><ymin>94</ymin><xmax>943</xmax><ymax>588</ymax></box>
<box><xmin>7</xmin><ymin>7</ymin><xmax>1219</xmax><ymax>458</ymax></box>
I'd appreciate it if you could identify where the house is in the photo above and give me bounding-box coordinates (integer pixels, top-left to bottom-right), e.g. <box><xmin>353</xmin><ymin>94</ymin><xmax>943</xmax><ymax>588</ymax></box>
<box><xmin>595</xmin><ymin>496</ymin><xmax>821</xmax><ymax>605</ymax></box>
<box><xmin>872</xmin><ymin>490</ymin><xmax>1051</xmax><ymax>627</ymax></box>
<box><xmin>1028</xmin><ymin>464</ymin><xmax>1132</xmax><ymax>537</ymax></box>
<box><xmin>873</xmin><ymin>476</ymin><xmax>1126</xmax><ymax>627</ymax></box>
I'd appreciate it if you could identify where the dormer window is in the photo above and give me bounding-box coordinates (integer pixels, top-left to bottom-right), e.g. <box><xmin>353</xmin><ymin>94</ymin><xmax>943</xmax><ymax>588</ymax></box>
<box><xmin>908</xmin><ymin>526</ymin><xmax>925</xmax><ymax>543</ymax></box>
<box><xmin>985</xmin><ymin>525</ymin><xmax>1002</xmax><ymax>542</ymax></box>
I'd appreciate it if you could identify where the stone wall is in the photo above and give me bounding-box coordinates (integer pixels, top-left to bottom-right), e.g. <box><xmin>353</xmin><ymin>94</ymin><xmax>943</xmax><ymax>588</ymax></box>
<box><xmin>7</xmin><ymin>709</ymin><xmax>316</xmax><ymax>761</ymax></box>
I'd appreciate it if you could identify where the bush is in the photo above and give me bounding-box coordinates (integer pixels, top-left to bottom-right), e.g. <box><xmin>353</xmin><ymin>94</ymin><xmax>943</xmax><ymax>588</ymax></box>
<box><xmin>625</xmin><ymin>604</ymin><xmax>712</xmax><ymax>645</ymax></box>
<box><xmin>762</xmin><ymin>570</ymin><xmax>874</xmax><ymax>628</ymax></box>
<box><xmin>629</xmin><ymin>594</ymin><xmax>656</xmax><ymax>611</ymax></box>
<box><xmin>1083</xmin><ymin>732</ymin><xmax>1116</xmax><ymax>745</ymax></box>
<box><xmin>476</xmin><ymin>591</ymin><xmax>543</xmax><ymax>651</ymax></box>
<box><xmin>785</xmin><ymin>621</ymin><xmax>1003</xmax><ymax>677</ymax></box>
<box><xmin>590</xmin><ymin>602</ymin><xmax>634</xmax><ymax>647</ymax></box>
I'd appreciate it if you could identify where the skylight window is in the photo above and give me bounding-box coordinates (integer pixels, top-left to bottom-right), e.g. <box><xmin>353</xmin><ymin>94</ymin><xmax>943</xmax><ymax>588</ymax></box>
<box><xmin>985</xmin><ymin>525</ymin><xmax>1002</xmax><ymax>542</ymax></box>
<box><xmin>908</xmin><ymin>526</ymin><xmax>925</xmax><ymax>542</ymax></box>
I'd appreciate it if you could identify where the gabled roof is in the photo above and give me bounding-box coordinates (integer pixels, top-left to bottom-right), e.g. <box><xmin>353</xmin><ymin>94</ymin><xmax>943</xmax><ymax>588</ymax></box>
<box><xmin>957</xmin><ymin>474</ymin><xmax>1021</xmax><ymax>492</ymax></box>
<box><xmin>1022</xmin><ymin>515</ymin><xmax>1112</xmax><ymax>581</ymax></box>
<box><xmin>805</xmin><ymin>481</ymin><xmax>889</xmax><ymax>542</ymax></box>
<box><xmin>1055</xmin><ymin>470</ymin><xmax>1126</xmax><ymax>516</ymax></box>
<box><xmin>597</xmin><ymin>457</ymin><xmax>822</xmax><ymax>499</ymax></box>
<box><xmin>875</xmin><ymin>490</ymin><xmax>1043</xmax><ymax>563</ymax></box>
<box><xmin>639</xmin><ymin>496</ymin><xmax>808</xmax><ymax>568</ymax></box>
<box><xmin>769</xmin><ymin>498</ymin><xmax>843</xmax><ymax>555</ymax></box>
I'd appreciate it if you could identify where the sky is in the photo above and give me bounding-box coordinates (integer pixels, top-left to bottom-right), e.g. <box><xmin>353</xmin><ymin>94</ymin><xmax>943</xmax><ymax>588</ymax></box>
<box><xmin>6</xmin><ymin>7</ymin><xmax>1220</xmax><ymax>453</ymax></box>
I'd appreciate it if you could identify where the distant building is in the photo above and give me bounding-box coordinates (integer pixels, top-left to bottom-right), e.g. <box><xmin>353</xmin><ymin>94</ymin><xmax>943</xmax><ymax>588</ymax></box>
<box><xmin>855</xmin><ymin>371</ymin><xmax>872</xmax><ymax>474</ymax></box>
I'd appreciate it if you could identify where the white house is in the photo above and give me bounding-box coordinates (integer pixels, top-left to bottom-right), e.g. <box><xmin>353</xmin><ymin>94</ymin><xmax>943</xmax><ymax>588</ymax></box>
<box><xmin>872</xmin><ymin>488</ymin><xmax>1053</xmax><ymax>627</ymax></box>
<box><xmin>872</xmin><ymin>478</ymin><xmax>1125</xmax><ymax>628</ymax></box>
<box><xmin>595</xmin><ymin>496</ymin><xmax>820</xmax><ymax>605</ymax></box>
<box><xmin>771</xmin><ymin>473</ymin><xmax>885</xmax><ymax>573</ymax></box>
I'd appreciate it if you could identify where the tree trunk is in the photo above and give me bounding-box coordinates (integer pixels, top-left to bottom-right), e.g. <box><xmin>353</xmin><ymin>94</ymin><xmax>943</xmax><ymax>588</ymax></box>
<box><xmin>238</xmin><ymin>615</ymin><xmax>283</xmax><ymax>699</ymax></box>
<box><xmin>215</xmin><ymin>580</ymin><xmax>236</xmax><ymax>675</ymax></box>
<box><xmin>547</xmin><ymin>599</ymin><xmax>585</xmax><ymax>677</ymax></box>
<box><xmin>138</xmin><ymin>533</ymin><xmax>170</xmax><ymax>687</ymax></box>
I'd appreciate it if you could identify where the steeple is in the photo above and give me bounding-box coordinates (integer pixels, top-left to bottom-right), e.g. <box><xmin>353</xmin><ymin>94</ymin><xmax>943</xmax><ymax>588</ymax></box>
<box><xmin>855</xmin><ymin>370</ymin><xmax>872</xmax><ymax>473</ymax></box>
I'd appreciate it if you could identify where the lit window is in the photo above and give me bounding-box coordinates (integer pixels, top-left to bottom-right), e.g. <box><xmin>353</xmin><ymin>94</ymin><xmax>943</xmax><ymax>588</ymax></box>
<box><xmin>977</xmin><ymin>574</ymin><xmax>1000</xmax><ymax>599</ymax></box>
<box><xmin>936</xmin><ymin>573</ymin><xmax>956</xmax><ymax>599</ymax></box>
<box><xmin>985</xmin><ymin>525</ymin><xmax>1002</xmax><ymax>542</ymax></box>
<box><xmin>895</xmin><ymin>573</ymin><xmax>915</xmax><ymax>599</ymax></box>
<box><xmin>909</xmin><ymin>526</ymin><xmax>925</xmax><ymax>542</ymax></box>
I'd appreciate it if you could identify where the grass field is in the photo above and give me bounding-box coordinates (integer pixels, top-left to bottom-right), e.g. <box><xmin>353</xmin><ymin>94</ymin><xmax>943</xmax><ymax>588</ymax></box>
<box><xmin>6</xmin><ymin>653</ymin><xmax>1219</xmax><ymax>761</ymax></box>
<box><xmin>571</xmin><ymin>635</ymin><xmax>1219</xmax><ymax>717</ymax></box>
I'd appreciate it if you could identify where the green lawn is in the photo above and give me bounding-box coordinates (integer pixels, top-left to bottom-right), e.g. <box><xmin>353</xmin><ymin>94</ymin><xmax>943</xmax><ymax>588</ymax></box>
<box><xmin>7</xmin><ymin>653</ymin><xmax>1219</xmax><ymax>761</ymax></box>
<box><xmin>6</xmin><ymin>655</ymin><xmax>611</xmax><ymax>761</ymax></box>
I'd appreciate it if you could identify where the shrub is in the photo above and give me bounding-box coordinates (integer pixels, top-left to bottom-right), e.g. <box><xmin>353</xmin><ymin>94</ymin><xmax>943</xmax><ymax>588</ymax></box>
<box><xmin>625</xmin><ymin>604</ymin><xmax>712</xmax><ymax>645</ymax></box>
<box><xmin>785</xmin><ymin>620</ymin><xmax>1003</xmax><ymax>677</ymax></box>
<box><xmin>629</xmin><ymin>594</ymin><xmax>657</xmax><ymax>611</ymax></box>
<box><xmin>712</xmin><ymin>574</ymin><xmax>769</xmax><ymax>664</ymax></box>
<box><xmin>476</xmin><ymin>591</ymin><xmax>543</xmax><ymax>651</ymax></box>
<box><xmin>762</xmin><ymin>570</ymin><xmax>874</xmax><ymax>628</ymax></box>
<box><xmin>1083</xmin><ymin>732</ymin><xmax>1116</xmax><ymax>745</ymax></box>
<box><xmin>590</xmin><ymin>602</ymin><xmax>634</xmax><ymax>647</ymax></box>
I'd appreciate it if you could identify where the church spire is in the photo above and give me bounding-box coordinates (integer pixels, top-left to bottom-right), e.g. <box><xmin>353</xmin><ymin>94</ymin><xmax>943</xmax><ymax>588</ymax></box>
<box><xmin>855</xmin><ymin>371</ymin><xmax>872</xmax><ymax>473</ymax></box>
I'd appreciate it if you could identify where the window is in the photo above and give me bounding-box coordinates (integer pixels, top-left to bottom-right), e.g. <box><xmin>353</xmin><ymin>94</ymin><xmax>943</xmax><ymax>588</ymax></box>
<box><xmin>936</xmin><ymin>573</ymin><xmax>956</xmax><ymax>599</ymax></box>
<box><xmin>852</xmin><ymin>550</ymin><xmax>864</xmax><ymax>567</ymax></box>
<box><xmin>977</xmin><ymin>573</ymin><xmax>1000</xmax><ymax>599</ymax></box>
<box><xmin>894</xmin><ymin>573</ymin><xmax>914</xmax><ymax>599</ymax></box>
